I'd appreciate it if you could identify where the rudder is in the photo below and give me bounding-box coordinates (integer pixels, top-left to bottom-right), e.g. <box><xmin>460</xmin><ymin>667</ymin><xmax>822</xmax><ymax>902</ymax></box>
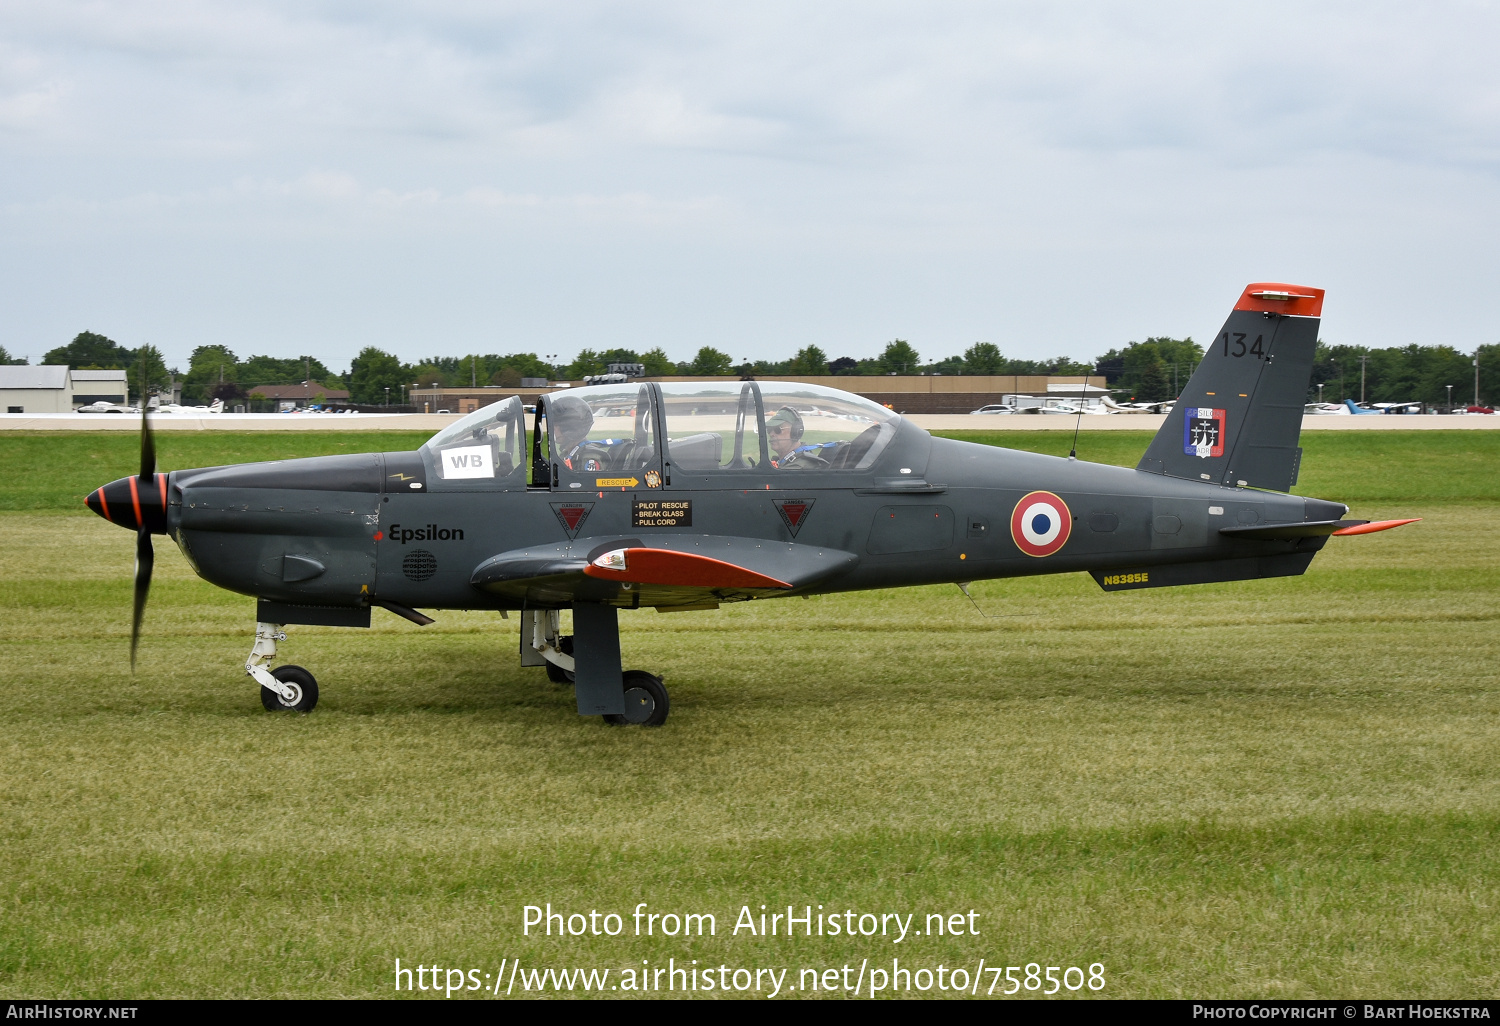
<box><xmin>1138</xmin><ymin>283</ymin><xmax>1323</xmax><ymax>492</ymax></box>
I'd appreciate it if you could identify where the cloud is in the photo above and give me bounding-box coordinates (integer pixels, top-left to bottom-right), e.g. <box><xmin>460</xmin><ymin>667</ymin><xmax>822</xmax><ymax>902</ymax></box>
<box><xmin>0</xmin><ymin>1</ymin><xmax>1498</xmax><ymax>367</ymax></box>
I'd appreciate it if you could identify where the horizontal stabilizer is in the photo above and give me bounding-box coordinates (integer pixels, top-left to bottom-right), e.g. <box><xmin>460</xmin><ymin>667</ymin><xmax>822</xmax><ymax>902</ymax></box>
<box><xmin>1219</xmin><ymin>519</ymin><xmax>1363</xmax><ymax>541</ymax></box>
<box><xmin>1331</xmin><ymin>518</ymin><xmax>1421</xmax><ymax>536</ymax></box>
<box><xmin>1222</xmin><ymin>517</ymin><xmax>1421</xmax><ymax>541</ymax></box>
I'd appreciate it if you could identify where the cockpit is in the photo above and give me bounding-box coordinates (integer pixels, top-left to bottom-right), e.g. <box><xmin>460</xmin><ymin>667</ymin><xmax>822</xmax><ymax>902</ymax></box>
<box><xmin>420</xmin><ymin>381</ymin><xmax>900</xmax><ymax>488</ymax></box>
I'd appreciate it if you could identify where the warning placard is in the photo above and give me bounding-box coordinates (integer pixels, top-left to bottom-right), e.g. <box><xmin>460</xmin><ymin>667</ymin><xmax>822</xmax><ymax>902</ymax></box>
<box><xmin>632</xmin><ymin>499</ymin><xmax>692</xmax><ymax>528</ymax></box>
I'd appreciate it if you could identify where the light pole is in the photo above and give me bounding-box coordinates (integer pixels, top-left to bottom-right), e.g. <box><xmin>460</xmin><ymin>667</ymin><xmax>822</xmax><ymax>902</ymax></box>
<box><xmin>1359</xmin><ymin>354</ymin><xmax>1369</xmax><ymax>404</ymax></box>
<box><xmin>384</xmin><ymin>386</ymin><xmax>390</xmax><ymax>407</ymax></box>
<box><xmin>1317</xmin><ymin>383</ymin><xmax>1324</xmax><ymax>405</ymax></box>
<box><xmin>1476</xmin><ymin>355</ymin><xmax>1482</xmax><ymax>407</ymax></box>
<box><xmin>1446</xmin><ymin>384</ymin><xmax>1453</xmax><ymax>412</ymax></box>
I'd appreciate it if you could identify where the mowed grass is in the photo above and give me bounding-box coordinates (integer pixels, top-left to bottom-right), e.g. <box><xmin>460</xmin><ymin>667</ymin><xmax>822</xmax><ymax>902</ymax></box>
<box><xmin>0</xmin><ymin>430</ymin><xmax>1496</xmax><ymax>998</ymax></box>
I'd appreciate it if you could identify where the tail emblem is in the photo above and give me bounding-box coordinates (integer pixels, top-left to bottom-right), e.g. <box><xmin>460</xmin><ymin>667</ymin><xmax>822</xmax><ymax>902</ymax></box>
<box><xmin>1184</xmin><ymin>408</ymin><xmax>1226</xmax><ymax>459</ymax></box>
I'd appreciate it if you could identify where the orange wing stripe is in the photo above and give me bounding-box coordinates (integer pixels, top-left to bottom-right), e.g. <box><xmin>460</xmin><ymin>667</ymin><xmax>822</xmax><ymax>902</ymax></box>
<box><xmin>1332</xmin><ymin>518</ymin><xmax>1421</xmax><ymax>536</ymax></box>
<box><xmin>583</xmin><ymin>548</ymin><xmax>791</xmax><ymax>589</ymax></box>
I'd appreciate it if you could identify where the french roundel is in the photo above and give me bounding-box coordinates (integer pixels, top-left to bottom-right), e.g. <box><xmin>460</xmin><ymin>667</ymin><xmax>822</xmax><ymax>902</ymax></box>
<box><xmin>1010</xmin><ymin>491</ymin><xmax>1072</xmax><ymax>557</ymax></box>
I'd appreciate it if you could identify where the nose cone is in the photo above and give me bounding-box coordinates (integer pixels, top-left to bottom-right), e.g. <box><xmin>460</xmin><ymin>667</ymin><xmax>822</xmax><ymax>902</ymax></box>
<box><xmin>87</xmin><ymin>473</ymin><xmax>169</xmax><ymax>533</ymax></box>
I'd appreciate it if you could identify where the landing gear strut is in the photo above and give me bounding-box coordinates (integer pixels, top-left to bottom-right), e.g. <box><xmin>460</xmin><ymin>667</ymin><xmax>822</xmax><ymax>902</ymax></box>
<box><xmin>247</xmin><ymin>621</ymin><xmax>320</xmax><ymax>712</ymax></box>
<box><xmin>521</xmin><ymin>607</ymin><xmax>669</xmax><ymax>726</ymax></box>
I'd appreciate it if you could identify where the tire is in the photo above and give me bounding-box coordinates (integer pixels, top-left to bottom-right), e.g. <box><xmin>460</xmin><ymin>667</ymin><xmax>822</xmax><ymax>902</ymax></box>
<box><xmin>260</xmin><ymin>664</ymin><xmax>319</xmax><ymax>712</ymax></box>
<box><xmin>545</xmin><ymin>634</ymin><xmax>575</xmax><ymax>683</ymax></box>
<box><xmin>604</xmin><ymin>671</ymin><xmax>669</xmax><ymax>727</ymax></box>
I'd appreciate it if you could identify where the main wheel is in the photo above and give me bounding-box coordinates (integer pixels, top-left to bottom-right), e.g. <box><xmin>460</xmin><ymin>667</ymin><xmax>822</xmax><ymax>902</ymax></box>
<box><xmin>545</xmin><ymin>635</ymin><xmax>576</xmax><ymax>683</ymax></box>
<box><xmin>604</xmin><ymin>671</ymin><xmax>669</xmax><ymax>727</ymax></box>
<box><xmin>260</xmin><ymin>664</ymin><xmax>319</xmax><ymax>712</ymax></box>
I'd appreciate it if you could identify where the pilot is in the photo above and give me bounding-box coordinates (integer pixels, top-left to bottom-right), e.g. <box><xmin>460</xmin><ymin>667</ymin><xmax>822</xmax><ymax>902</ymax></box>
<box><xmin>550</xmin><ymin>395</ymin><xmax>603</xmax><ymax>471</ymax></box>
<box><xmin>766</xmin><ymin>406</ymin><xmax>824</xmax><ymax>469</ymax></box>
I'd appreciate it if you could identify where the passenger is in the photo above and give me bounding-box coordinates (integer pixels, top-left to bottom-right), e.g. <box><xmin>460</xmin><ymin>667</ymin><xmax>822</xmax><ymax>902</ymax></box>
<box><xmin>766</xmin><ymin>406</ymin><xmax>825</xmax><ymax>469</ymax></box>
<box><xmin>550</xmin><ymin>395</ymin><xmax>603</xmax><ymax>471</ymax></box>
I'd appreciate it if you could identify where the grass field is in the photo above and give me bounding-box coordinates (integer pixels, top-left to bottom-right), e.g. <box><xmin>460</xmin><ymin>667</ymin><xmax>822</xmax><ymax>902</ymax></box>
<box><xmin>1</xmin><ymin>430</ymin><xmax>1496</xmax><ymax>998</ymax></box>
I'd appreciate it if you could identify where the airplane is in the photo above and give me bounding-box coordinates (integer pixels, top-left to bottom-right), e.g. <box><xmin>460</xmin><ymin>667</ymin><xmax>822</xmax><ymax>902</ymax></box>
<box><xmin>152</xmin><ymin>399</ymin><xmax>225</xmax><ymax>415</ymax></box>
<box><xmin>1098</xmin><ymin>396</ymin><xmax>1156</xmax><ymax>414</ymax></box>
<box><xmin>1342</xmin><ymin>399</ymin><xmax>1384</xmax><ymax>415</ymax></box>
<box><xmin>85</xmin><ymin>283</ymin><xmax>1418</xmax><ymax>727</ymax></box>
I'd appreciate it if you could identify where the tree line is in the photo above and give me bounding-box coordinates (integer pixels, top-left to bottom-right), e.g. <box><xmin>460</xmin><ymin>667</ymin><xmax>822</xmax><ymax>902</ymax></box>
<box><xmin>346</xmin><ymin>340</ymin><xmax>1097</xmax><ymax>404</ymax></box>
<box><xmin>17</xmin><ymin>330</ymin><xmax>1497</xmax><ymax>407</ymax></box>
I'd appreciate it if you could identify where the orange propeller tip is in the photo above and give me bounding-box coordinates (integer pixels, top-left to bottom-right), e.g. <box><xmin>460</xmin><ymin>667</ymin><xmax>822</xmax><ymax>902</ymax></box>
<box><xmin>1332</xmin><ymin>518</ymin><xmax>1422</xmax><ymax>536</ymax></box>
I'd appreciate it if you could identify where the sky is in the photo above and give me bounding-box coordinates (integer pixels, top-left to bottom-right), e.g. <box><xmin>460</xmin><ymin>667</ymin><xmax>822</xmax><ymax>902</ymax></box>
<box><xmin>2</xmin><ymin>1</ymin><xmax>1498</xmax><ymax>373</ymax></box>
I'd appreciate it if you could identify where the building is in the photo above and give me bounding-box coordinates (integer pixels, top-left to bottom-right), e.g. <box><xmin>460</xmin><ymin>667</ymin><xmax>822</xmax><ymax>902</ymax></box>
<box><xmin>246</xmin><ymin>383</ymin><xmax>353</xmax><ymax>411</ymax></box>
<box><xmin>0</xmin><ymin>366</ymin><xmax>129</xmax><ymax>413</ymax></box>
<box><xmin>410</xmin><ymin>374</ymin><xmax>1102</xmax><ymax>416</ymax></box>
<box><xmin>408</xmin><ymin>384</ymin><xmax>558</xmax><ymax>414</ymax></box>
<box><xmin>70</xmin><ymin>369</ymin><xmax>130</xmax><ymax>406</ymax></box>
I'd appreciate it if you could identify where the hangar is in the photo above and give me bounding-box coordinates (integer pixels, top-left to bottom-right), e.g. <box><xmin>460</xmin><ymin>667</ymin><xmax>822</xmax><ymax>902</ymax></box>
<box><xmin>0</xmin><ymin>366</ymin><xmax>128</xmax><ymax>413</ymax></box>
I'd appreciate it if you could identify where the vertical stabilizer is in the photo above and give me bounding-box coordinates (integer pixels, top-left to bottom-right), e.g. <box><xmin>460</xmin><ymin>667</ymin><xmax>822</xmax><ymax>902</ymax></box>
<box><xmin>1137</xmin><ymin>283</ymin><xmax>1323</xmax><ymax>492</ymax></box>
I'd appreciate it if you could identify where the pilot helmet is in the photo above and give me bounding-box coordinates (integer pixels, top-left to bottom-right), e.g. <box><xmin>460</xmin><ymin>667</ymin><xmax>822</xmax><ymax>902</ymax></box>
<box><xmin>765</xmin><ymin>406</ymin><xmax>804</xmax><ymax>443</ymax></box>
<box><xmin>549</xmin><ymin>395</ymin><xmax>595</xmax><ymax>444</ymax></box>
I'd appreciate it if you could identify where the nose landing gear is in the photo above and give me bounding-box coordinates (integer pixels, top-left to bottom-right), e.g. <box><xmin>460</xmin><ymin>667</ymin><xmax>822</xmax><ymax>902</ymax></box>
<box><xmin>247</xmin><ymin>622</ymin><xmax>320</xmax><ymax>713</ymax></box>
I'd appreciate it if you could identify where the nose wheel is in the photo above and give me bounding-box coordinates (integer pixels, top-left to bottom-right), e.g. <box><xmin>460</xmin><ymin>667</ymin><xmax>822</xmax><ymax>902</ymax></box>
<box><xmin>259</xmin><ymin>665</ymin><xmax>319</xmax><ymax>712</ymax></box>
<box><xmin>247</xmin><ymin>622</ymin><xmax>320</xmax><ymax>713</ymax></box>
<box><xmin>604</xmin><ymin>671</ymin><xmax>669</xmax><ymax>727</ymax></box>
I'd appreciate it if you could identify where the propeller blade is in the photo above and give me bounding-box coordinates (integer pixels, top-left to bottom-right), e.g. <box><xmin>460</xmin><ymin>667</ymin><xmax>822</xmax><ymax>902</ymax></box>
<box><xmin>132</xmin><ymin>369</ymin><xmax>158</xmax><ymax>669</ymax></box>
<box><xmin>131</xmin><ymin>527</ymin><xmax>154</xmax><ymax>670</ymax></box>
<box><xmin>139</xmin><ymin>398</ymin><xmax>156</xmax><ymax>480</ymax></box>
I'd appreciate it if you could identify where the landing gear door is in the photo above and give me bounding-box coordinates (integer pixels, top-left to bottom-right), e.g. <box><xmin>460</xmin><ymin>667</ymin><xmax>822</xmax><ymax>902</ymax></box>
<box><xmin>542</xmin><ymin>384</ymin><xmax>665</xmax><ymax>495</ymax></box>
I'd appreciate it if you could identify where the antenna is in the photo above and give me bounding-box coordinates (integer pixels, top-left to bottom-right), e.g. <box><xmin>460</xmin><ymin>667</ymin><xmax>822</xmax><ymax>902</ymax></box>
<box><xmin>1068</xmin><ymin>368</ymin><xmax>1091</xmax><ymax>459</ymax></box>
<box><xmin>955</xmin><ymin>582</ymin><xmax>1026</xmax><ymax>619</ymax></box>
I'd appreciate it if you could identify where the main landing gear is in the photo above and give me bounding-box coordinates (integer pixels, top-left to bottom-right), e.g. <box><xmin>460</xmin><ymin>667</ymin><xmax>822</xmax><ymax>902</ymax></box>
<box><xmin>521</xmin><ymin>607</ymin><xmax>670</xmax><ymax>726</ymax></box>
<box><xmin>247</xmin><ymin>622</ymin><xmax>319</xmax><ymax>713</ymax></box>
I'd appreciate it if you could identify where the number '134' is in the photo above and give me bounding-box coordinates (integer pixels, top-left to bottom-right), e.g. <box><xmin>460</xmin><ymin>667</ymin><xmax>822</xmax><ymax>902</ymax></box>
<box><xmin>1221</xmin><ymin>333</ymin><xmax>1265</xmax><ymax>358</ymax></box>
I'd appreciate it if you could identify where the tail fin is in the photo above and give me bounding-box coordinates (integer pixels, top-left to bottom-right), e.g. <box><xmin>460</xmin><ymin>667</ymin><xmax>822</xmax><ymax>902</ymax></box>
<box><xmin>1137</xmin><ymin>283</ymin><xmax>1323</xmax><ymax>492</ymax></box>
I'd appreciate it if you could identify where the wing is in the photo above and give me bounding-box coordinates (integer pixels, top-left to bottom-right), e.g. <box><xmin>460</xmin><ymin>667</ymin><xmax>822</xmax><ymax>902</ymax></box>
<box><xmin>470</xmin><ymin>534</ymin><xmax>859</xmax><ymax>610</ymax></box>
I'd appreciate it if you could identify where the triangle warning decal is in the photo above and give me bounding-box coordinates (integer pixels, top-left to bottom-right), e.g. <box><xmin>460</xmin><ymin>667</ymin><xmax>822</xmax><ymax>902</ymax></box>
<box><xmin>550</xmin><ymin>502</ymin><xmax>594</xmax><ymax>538</ymax></box>
<box><xmin>773</xmin><ymin>498</ymin><xmax>815</xmax><ymax>537</ymax></box>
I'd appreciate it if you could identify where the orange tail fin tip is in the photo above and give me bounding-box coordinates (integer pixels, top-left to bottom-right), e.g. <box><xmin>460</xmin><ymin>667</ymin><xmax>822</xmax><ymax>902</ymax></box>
<box><xmin>1332</xmin><ymin>518</ymin><xmax>1421</xmax><ymax>536</ymax></box>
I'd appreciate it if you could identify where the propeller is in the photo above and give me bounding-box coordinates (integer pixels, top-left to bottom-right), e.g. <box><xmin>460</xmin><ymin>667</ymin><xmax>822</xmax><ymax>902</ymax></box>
<box><xmin>130</xmin><ymin>388</ymin><xmax>157</xmax><ymax>670</ymax></box>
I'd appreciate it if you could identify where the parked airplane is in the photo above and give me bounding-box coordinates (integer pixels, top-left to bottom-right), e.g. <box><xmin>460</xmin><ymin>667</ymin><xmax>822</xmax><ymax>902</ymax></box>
<box><xmin>85</xmin><ymin>283</ymin><xmax>1418</xmax><ymax>727</ymax></box>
